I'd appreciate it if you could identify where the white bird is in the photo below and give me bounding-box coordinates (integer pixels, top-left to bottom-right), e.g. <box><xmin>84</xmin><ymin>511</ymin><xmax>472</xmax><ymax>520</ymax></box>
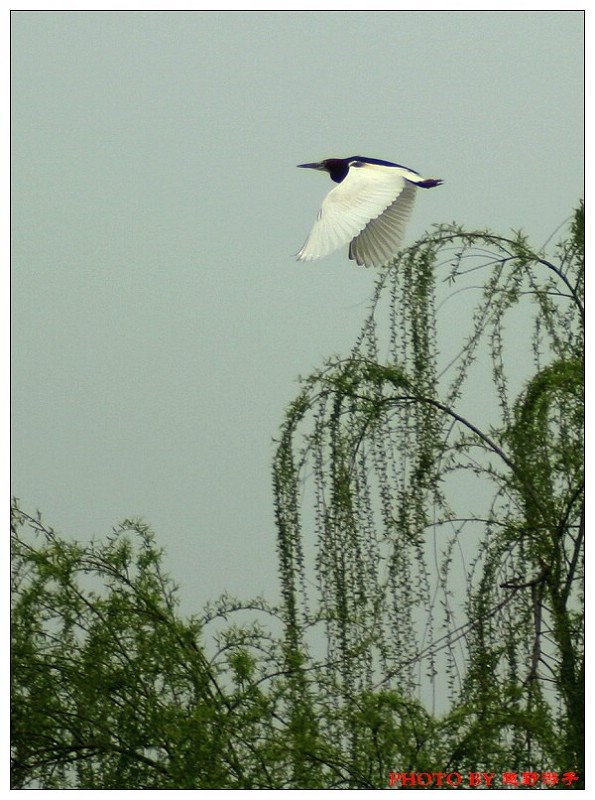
<box><xmin>296</xmin><ymin>156</ymin><xmax>443</xmax><ymax>268</ymax></box>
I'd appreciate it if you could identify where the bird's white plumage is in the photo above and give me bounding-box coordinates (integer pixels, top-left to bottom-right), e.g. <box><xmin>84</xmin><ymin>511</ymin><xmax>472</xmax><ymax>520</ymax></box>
<box><xmin>349</xmin><ymin>181</ymin><xmax>418</xmax><ymax>267</ymax></box>
<box><xmin>297</xmin><ymin>161</ymin><xmax>426</xmax><ymax>268</ymax></box>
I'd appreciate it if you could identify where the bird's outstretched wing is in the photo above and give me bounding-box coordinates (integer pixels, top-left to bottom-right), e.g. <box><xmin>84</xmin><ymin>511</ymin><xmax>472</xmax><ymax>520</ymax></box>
<box><xmin>349</xmin><ymin>181</ymin><xmax>417</xmax><ymax>267</ymax></box>
<box><xmin>296</xmin><ymin>162</ymin><xmax>419</xmax><ymax>264</ymax></box>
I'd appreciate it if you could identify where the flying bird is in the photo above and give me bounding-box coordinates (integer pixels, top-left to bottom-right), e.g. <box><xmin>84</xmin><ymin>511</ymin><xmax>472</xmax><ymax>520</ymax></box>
<box><xmin>296</xmin><ymin>156</ymin><xmax>443</xmax><ymax>268</ymax></box>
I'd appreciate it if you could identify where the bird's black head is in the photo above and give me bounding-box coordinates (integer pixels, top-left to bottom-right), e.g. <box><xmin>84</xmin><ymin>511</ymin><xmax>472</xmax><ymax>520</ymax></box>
<box><xmin>297</xmin><ymin>158</ymin><xmax>351</xmax><ymax>183</ymax></box>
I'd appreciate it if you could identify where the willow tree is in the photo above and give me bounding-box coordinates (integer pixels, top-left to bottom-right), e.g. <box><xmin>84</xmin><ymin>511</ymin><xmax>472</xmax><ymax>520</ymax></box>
<box><xmin>11</xmin><ymin>510</ymin><xmax>301</xmax><ymax>789</ymax></box>
<box><xmin>12</xmin><ymin>207</ymin><xmax>583</xmax><ymax>789</ymax></box>
<box><xmin>273</xmin><ymin>204</ymin><xmax>584</xmax><ymax>783</ymax></box>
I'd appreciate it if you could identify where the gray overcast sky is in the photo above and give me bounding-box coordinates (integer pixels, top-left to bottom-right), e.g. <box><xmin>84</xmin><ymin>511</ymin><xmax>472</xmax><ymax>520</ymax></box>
<box><xmin>11</xmin><ymin>11</ymin><xmax>584</xmax><ymax>613</ymax></box>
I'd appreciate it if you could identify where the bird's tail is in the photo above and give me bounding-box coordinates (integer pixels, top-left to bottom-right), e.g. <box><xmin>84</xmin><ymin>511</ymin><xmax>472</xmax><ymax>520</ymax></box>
<box><xmin>417</xmin><ymin>178</ymin><xmax>443</xmax><ymax>189</ymax></box>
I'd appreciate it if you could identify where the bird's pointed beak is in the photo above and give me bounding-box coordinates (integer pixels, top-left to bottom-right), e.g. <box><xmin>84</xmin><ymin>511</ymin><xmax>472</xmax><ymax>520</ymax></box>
<box><xmin>297</xmin><ymin>162</ymin><xmax>326</xmax><ymax>170</ymax></box>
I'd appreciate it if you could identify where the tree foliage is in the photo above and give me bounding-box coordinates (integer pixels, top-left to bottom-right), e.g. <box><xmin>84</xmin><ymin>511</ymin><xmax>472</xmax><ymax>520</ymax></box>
<box><xmin>273</xmin><ymin>203</ymin><xmax>584</xmax><ymax>783</ymax></box>
<box><xmin>12</xmin><ymin>204</ymin><xmax>583</xmax><ymax>788</ymax></box>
